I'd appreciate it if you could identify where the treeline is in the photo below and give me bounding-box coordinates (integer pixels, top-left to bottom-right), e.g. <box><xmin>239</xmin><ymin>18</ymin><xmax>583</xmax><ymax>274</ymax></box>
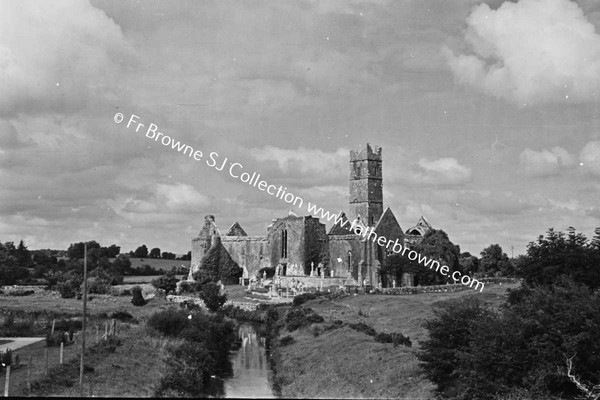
<box><xmin>382</xmin><ymin>228</ymin><xmax>542</xmax><ymax>287</ymax></box>
<box><xmin>126</xmin><ymin>244</ymin><xmax>190</xmax><ymax>260</ymax></box>
<box><xmin>419</xmin><ymin>227</ymin><xmax>600</xmax><ymax>400</ymax></box>
<box><xmin>0</xmin><ymin>240</ymin><xmax>188</xmax><ymax>298</ymax></box>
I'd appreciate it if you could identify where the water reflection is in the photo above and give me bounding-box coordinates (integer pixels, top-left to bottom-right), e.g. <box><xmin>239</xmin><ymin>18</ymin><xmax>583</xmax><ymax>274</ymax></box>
<box><xmin>224</xmin><ymin>323</ymin><xmax>275</xmax><ymax>398</ymax></box>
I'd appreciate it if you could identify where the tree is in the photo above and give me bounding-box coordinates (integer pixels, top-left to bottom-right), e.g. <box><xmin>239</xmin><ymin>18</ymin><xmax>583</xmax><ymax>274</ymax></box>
<box><xmin>106</xmin><ymin>244</ymin><xmax>121</xmax><ymax>258</ymax></box>
<box><xmin>418</xmin><ymin>296</ymin><xmax>496</xmax><ymax>398</ymax></box>
<box><xmin>459</xmin><ymin>252</ymin><xmax>479</xmax><ymax>277</ymax></box>
<box><xmin>518</xmin><ymin>227</ymin><xmax>600</xmax><ymax>289</ymax></box>
<box><xmin>134</xmin><ymin>245</ymin><xmax>148</xmax><ymax>258</ymax></box>
<box><xmin>419</xmin><ymin>278</ymin><xmax>600</xmax><ymax>400</ymax></box>
<box><xmin>15</xmin><ymin>240</ymin><xmax>31</xmax><ymax>268</ymax></box>
<box><xmin>198</xmin><ymin>282</ymin><xmax>227</xmax><ymax>312</ymax></box>
<box><xmin>479</xmin><ymin>244</ymin><xmax>513</xmax><ymax>277</ymax></box>
<box><xmin>162</xmin><ymin>252</ymin><xmax>176</xmax><ymax>260</ymax></box>
<box><xmin>152</xmin><ymin>271</ymin><xmax>178</xmax><ymax>294</ymax></box>
<box><xmin>412</xmin><ymin>229</ymin><xmax>461</xmax><ymax>285</ymax></box>
<box><xmin>149</xmin><ymin>247</ymin><xmax>161</xmax><ymax>259</ymax></box>
<box><xmin>67</xmin><ymin>241</ymin><xmax>100</xmax><ymax>260</ymax></box>
<box><xmin>111</xmin><ymin>255</ymin><xmax>132</xmax><ymax>276</ymax></box>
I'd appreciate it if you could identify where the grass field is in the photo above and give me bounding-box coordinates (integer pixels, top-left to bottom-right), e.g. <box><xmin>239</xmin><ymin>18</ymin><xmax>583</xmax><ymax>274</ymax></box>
<box><xmin>273</xmin><ymin>282</ymin><xmax>519</xmax><ymax>399</ymax></box>
<box><xmin>0</xmin><ymin>291</ymin><xmax>179</xmax><ymax>397</ymax></box>
<box><xmin>0</xmin><ymin>282</ymin><xmax>519</xmax><ymax>397</ymax></box>
<box><xmin>117</xmin><ymin>258</ymin><xmax>190</xmax><ymax>271</ymax></box>
<box><xmin>122</xmin><ymin>275</ymin><xmax>185</xmax><ymax>284</ymax></box>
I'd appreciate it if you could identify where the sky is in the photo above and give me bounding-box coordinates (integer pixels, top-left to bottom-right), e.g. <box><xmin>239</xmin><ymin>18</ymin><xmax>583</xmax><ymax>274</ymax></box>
<box><xmin>2</xmin><ymin>0</ymin><xmax>600</xmax><ymax>256</ymax></box>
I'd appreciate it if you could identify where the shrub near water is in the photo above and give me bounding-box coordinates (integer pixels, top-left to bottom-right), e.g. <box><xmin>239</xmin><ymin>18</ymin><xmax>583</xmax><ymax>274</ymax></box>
<box><xmin>285</xmin><ymin>307</ymin><xmax>324</xmax><ymax>332</ymax></box>
<box><xmin>149</xmin><ymin>309</ymin><xmax>237</xmax><ymax>397</ymax></box>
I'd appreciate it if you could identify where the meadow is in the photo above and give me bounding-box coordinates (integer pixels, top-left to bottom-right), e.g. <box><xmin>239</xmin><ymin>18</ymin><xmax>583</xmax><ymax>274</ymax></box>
<box><xmin>0</xmin><ymin>282</ymin><xmax>518</xmax><ymax>397</ymax></box>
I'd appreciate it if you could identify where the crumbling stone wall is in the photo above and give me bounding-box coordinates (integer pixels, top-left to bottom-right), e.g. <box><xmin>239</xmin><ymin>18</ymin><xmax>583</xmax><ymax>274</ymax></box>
<box><xmin>222</xmin><ymin>236</ymin><xmax>269</xmax><ymax>279</ymax></box>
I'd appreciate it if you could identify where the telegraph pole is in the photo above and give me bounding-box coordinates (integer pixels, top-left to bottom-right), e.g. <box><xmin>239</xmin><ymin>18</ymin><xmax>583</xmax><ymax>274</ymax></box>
<box><xmin>80</xmin><ymin>243</ymin><xmax>88</xmax><ymax>387</ymax></box>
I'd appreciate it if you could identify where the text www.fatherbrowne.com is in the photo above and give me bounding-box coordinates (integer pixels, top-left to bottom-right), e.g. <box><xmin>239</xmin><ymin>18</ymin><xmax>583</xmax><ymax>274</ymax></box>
<box><xmin>114</xmin><ymin>112</ymin><xmax>484</xmax><ymax>292</ymax></box>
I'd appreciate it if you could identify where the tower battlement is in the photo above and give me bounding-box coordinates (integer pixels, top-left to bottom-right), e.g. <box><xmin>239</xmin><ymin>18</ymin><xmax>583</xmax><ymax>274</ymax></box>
<box><xmin>349</xmin><ymin>143</ymin><xmax>383</xmax><ymax>226</ymax></box>
<box><xmin>350</xmin><ymin>143</ymin><xmax>382</xmax><ymax>161</ymax></box>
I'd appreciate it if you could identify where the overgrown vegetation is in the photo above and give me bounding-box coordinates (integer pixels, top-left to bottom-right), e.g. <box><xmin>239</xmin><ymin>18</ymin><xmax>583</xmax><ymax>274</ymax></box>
<box><xmin>147</xmin><ymin>309</ymin><xmax>237</xmax><ymax>397</ymax></box>
<box><xmin>192</xmin><ymin>238</ymin><xmax>242</xmax><ymax>284</ymax></box>
<box><xmin>151</xmin><ymin>271</ymin><xmax>178</xmax><ymax>294</ymax></box>
<box><xmin>284</xmin><ymin>307</ymin><xmax>324</xmax><ymax>332</ymax></box>
<box><xmin>419</xmin><ymin>227</ymin><xmax>600</xmax><ymax>400</ymax></box>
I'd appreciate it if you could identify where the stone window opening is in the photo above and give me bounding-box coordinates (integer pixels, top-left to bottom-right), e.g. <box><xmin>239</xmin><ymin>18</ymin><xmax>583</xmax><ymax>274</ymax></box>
<box><xmin>281</xmin><ymin>229</ymin><xmax>288</xmax><ymax>258</ymax></box>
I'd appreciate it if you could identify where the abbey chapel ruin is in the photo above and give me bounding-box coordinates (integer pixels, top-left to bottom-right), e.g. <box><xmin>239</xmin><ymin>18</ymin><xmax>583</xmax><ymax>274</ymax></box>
<box><xmin>189</xmin><ymin>144</ymin><xmax>432</xmax><ymax>288</ymax></box>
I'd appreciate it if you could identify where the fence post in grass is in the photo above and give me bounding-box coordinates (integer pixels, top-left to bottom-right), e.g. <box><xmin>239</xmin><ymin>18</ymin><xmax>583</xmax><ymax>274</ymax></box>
<box><xmin>114</xmin><ymin>319</ymin><xmax>117</xmax><ymax>336</ymax></box>
<box><xmin>4</xmin><ymin>365</ymin><xmax>10</xmax><ymax>397</ymax></box>
<box><xmin>27</xmin><ymin>355</ymin><xmax>32</xmax><ymax>394</ymax></box>
<box><xmin>104</xmin><ymin>322</ymin><xmax>108</xmax><ymax>339</ymax></box>
<box><xmin>59</xmin><ymin>342</ymin><xmax>64</xmax><ymax>365</ymax></box>
<box><xmin>51</xmin><ymin>319</ymin><xmax>55</xmax><ymax>334</ymax></box>
<box><xmin>44</xmin><ymin>348</ymin><xmax>48</xmax><ymax>375</ymax></box>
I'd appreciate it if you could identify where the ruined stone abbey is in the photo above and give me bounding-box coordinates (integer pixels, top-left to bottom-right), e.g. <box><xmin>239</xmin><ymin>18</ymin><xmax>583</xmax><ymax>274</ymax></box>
<box><xmin>189</xmin><ymin>144</ymin><xmax>432</xmax><ymax>288</ymax></box>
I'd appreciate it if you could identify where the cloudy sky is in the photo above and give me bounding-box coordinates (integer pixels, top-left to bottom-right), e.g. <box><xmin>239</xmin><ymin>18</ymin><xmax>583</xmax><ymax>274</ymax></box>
<box><xmin>2</xmin><ymin>0</ymin><xmax>600</xmax><ymax>256</ymax></box>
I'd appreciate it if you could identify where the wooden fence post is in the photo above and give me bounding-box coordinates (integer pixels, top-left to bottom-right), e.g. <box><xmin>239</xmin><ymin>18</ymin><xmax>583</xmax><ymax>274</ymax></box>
<box><xmin>4</xmin><ymin>365</ymin><xmax>10</xmax><ymax>397</ymax></box>
<box><xmin>44</xmin><ymin>348</ymin><xmax>48</xmax><ymax>375</ymax></box>
<box><xmin>111</xmin><ymin>319</ymin><xmax>116</xmax><ymax>336</ymax></box>
<box><xmin>51</xmin><ymin>319</ymin><xmax>55</xmax><ymax>334</ymax></box>
<box><xmin>27</xmin><ymin>356</ymin><xmax>32</xmax><ymax>395</ymax></box>
<box><xmin>59</xmin><ymin>342</ymin><xmax>64</xmax><ymax>364</ymax></box>
<box><xmin>104</xmin><ymin>322</ymin><xmax>108</xmax><ymax>339</ymax></box>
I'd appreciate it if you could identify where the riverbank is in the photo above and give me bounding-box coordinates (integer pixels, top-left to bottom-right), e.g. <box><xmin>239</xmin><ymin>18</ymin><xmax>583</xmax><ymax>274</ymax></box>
<box><xmin>268</xmin><ymin>283</ymin><xmax>518</xmax><ymax>398</ymax></box>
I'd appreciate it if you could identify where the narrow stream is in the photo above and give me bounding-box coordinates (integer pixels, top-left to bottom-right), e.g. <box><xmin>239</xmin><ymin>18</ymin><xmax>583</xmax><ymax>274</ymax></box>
<box><xmin>223</xmin><ymin>323</ymin><xmax>275</xmax><ymax>398</ymax></box>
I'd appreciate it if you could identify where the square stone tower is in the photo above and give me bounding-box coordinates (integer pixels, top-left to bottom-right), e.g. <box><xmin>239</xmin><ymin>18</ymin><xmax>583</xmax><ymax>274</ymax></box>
<box><xmin>349</xmin><ymin>143</ymin><xmax>383</xmax><ymax>226</ymax></box>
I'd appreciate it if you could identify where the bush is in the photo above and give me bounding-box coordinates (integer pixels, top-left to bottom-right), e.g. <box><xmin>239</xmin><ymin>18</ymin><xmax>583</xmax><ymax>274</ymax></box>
<box><xmin>147</xmin><ymin>310</ymin><xmax>190</xmax><ymax>337</ymax></box>
<box><xmin>292</xmin><ymin>292</ymin><xmax>317</xmax><ymax>306</ymax></box>
<box><xmin>110</xmin><ymin>311</ymin><xmax>134</xmax><ymax>322</ymax></box>
<box><xmin>178</xmin><ymin>280</ymin><xmax>203</xmax><ymax>294</ymax></box>
<box><xmin>285</xmin><ymin>307</ymin><xmax>324</xmax><ymax>332</ymax></box>
<box><xmin>131</xmin><ymin>286</ymin><xmax>146</xmax><ymax>306</ymax></box>
<box><xmin>198</xmin><ymin>283</ymin><xmax>227</xmax><ymax>312</ymax></box>
<box><xmin>0</xmin><ymin>316</ymin><xmax>35</xmax><ymax>337</ymax></box>
<box><xmin>56</xmin><ymin>278</ymin><xmax>81</xmax><ymax>299</ymax></box>
<box><xmin>7</xmin><ymin>289</ymin><xmax>35</xmax><ymax>296</ymax></box>
<box><xmin>348</xmin><ymin>322</ymin><xmax>377</xmax><ymax>337</ymax></box>
<box><xmin>151</xmin><ymin>272</ymin><xmax>178</xmax><ymax>294</ymax></box>
<box><xmin>279</xmin><ymin>335</ymin><xmax>295</xmax><ymax>346</ymax></box>
<box><xmin>87</xmin><ymin>278</ymin><xmax>111</xmax><ymax>295</ymax></box>
<box><xmin>46</xmin><ymin>331</ymin><xmax>68</xmax><ymax>347</ymax></box>
<box><xmin>155</xmin><ymin>341</ymin><xmax>216</xmax><ymax>397</ymax></box>
<box><xmin>375</xmin><ymin>332</ymin><xmax>412</xmax><ymax>347</ymax></box>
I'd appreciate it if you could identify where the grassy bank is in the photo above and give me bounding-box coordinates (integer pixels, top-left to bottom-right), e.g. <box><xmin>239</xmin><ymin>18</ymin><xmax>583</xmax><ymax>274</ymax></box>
<box><xmin>0</xmin><ymin>290</ymin><xmax>178</xmax><ymax>397</ymax></box>
<box><xmin>270</xmin><ymin>283</ymin><xmax>518</xmax><ymax>398</ymax></box>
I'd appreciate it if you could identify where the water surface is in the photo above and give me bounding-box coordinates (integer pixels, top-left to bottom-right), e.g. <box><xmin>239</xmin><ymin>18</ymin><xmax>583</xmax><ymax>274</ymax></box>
<box><xmin>224</xmin><ymin>323</ymin><xmax>275</xmax><ymax>398</ymax></box>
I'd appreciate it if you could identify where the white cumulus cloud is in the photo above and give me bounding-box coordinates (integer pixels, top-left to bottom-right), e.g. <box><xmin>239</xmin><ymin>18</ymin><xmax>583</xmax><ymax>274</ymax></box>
<box><xmin>445</xmin><ymin>0</ymin><xmax>600</xmax><ymax>105</ymax></box>
<box><xmin>520</xmin><ymin>146</ymin><xmax>575</xmax><ymax>176</ymax></box>
<box><xmin>0</xmin><ymin>0</ymin><xmax>131</xmax><ymax>116</ymax></box>
<box><xmin>580</xmin><ymin>141</ymin><xmax>600</xmax><ymax>177</ymax></box>
<box><xmin>410</xmin><ymin>157</ymin><xmax>472</xmax><ymax>185</ymax></box>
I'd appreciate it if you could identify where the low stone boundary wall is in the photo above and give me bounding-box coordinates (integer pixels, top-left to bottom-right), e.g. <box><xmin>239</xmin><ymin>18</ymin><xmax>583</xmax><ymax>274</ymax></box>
<box><xmin>166</xmin><ymin>294</ymin><xmax>208</xmax><ymax>310</ymax></box>
<box><xmin>225</xmin><ymin>300</ymin><xmax>259</xmax><ymax>311</ymax></box>
<box><xmin>277</xmin><ymin>276</ymin><xmax>347</xmax><ymax>288</ymax></box>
